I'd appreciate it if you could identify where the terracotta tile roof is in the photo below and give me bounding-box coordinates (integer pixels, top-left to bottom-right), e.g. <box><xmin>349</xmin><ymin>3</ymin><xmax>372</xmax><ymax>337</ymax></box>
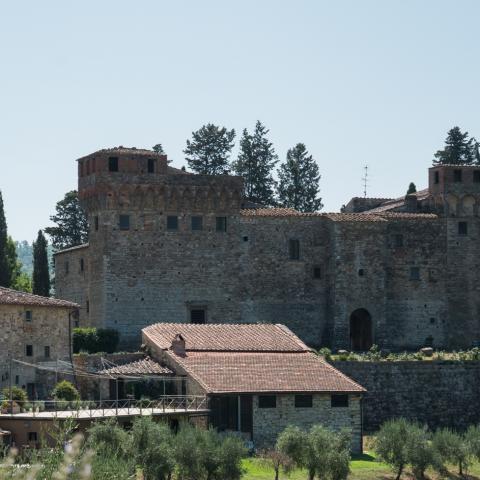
<box><xmin>98</xmin><ymin>357</ymin><xmax>173</xmax><ymax>376</ymax></box>
<box><xmin>0</xmin><ymin>287</ymin><xmax>79</xmax><ymax>308</ymax></box>
<box><xmin>240</xmin><ymin>208</ymin><xmax>322</xmax><ymax>217</ymax></box>
<box><xmin>324</xmin><ymin>213</ymin><xmax>387</xmax><ymax>222</ymax></box>
<box><xmin>54</xmin><ymin>243</ymin><xmax>89</xmax><ymax>256</ymax></box>
<box><xmin>142</xmin><ymin>323</ymin><xmax>309</xmax><ymax>352</ymax></box>
<box><xmin>364</xmin><ymin>188</ymin><xmax>430</xmax><ymax>214</ymax></box>
<box><xmin>77</xmin><ymin>147</ymin><xmax>165</xmax><ymax>161</ymax></box>
<box><xmin>167</xmin><ymin>351</ymin><xmax>365</xmax><ymax>394</ymax></box>
<box><xmin>380</xmin><ymin>212</ymin><xmax>438</xmax><ymax>220</ymax></box>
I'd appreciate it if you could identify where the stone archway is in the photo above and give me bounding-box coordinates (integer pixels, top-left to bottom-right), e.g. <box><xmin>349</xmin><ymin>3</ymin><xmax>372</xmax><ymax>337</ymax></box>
<box><xmin>350</xmin><ymin>308</ymin><xmax>373</xmax><ymax>351</ymax></box>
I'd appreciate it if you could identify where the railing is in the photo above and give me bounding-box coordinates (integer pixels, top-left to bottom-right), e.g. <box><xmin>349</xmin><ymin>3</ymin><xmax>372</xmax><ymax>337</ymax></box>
<box><xmin>0</xmin><ymin>395</ymin><xmax>208</xmax><ymax>418</ymax></box>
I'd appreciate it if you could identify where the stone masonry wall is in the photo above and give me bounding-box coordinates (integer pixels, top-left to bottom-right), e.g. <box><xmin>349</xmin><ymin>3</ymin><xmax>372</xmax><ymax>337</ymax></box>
<box><xmin>333</xmin><ymin>361</ymin><xmax>480</xmax><ymax>432</ymax></box>
<box><xmin>252</xmin><ymin>393</ymin><xmax>362</xmax><ymax>453</ymax></box>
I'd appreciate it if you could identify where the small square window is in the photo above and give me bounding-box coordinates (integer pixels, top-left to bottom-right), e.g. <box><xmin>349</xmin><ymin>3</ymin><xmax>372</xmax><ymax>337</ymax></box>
<box><xmin>295</xmin><ymin>394</ymin><xmax>313</xmax><ymax>408</ymax></box>
<box><xmin>167</xmin><ymin>216</ymin><xmax>178</xmax><ymax>230</ymax></box>
<box><xmin>191</xmin><ymin>216</ymin><xmax>203</xmax><ymax>231</ymax></box>
<box><xmin>454</xmin><ymin>169</ymin><xmax>462</xmax><ymax>183</ymax></box>
<box><xmin>289</xmin><ymin>239</ymin><xmax>300</xmax><ymax>260</ymax></box>
<box><xmin>108</xmin><ymin>157</ymin><xmax>119</xmax><ymax>172</ymax></box>
<box><xmin>190</xmin><ymin>309</ymin><xmax>206</xmax><ymax>324</ymax></box>
<box><xmin>28</xmin><ymin>432</ymin><xmax>37</xmax><ymax>442</ymax></box>
<box><xmin>44</xmin><ymin>346</ymin><xmax>50</xmax><ymax>358</ymax></box>
<box><xmin>25</xmin><ymin>311</ymin><xmax>32</xmax><ymax>322</ymax></box>
<box><xmin>147</xmin><ymin>158</ymin><xmax>155</xmax><ymax>173</ymax></box>
<box><xmin>410</xmin><ymin>267</ymin><xmax>420</xmax><ymax>281</ymax></box>
<box><xmin>119</xmin><ymin>215</ymin><xmax>130</xmax><ymax>231</ymax></box>
<box><xmin>434</xmin><ymin>171</ymin><xmax>440</xmax><ymax>184</ymax></box>
<box><xmin>80</xmin><ymin>258</ymin><xmax>84</xmax><ymax>272</ymax></box>
<box><xmin>474</xmin><ymin>171</ymin><xmax>480</xmax><ymax>183</ymax></box>
<box><xmin>94</xmin><ymin>216</ymin><xmax>99</xmax><ymax>231</ymax></box>
<box><xmin>26</xmin><ymin>345</ymin><xmax>33</xmax><ymax>357</ymax></box>
<box><xmin>394</xmin><ymin>234</ymin><xmax>404</xmax><ymax>248</ymax></box>
<box><xmin>331</xmin><ymin>394</ymin><xmax>349</xmax><ymax>408</ymax></box>
<box><xmin>258</xmin><ymin>395</ymin><xmax>276</xmax><ymax>408</ymax></box>
<box><xmin>313</xmin><ymin>266</ymin><xmax>322</xmax><ymax>279</ymax></box>
<box><xmin>15</xmin><ymin>375</ymin><xmax>19</xmax><ymax>385</ymax></box>
<box><xmin>358</xmin><ymin>268</ymin><xmax>365</xmax><ymax>277</ymax></box>
<box><xmin>86</xmin><ymin>300</ymin><xmax>90</xmax><ymax>314</ymax></box>
<box><xmin>458</xmin><ymin>221</ymin><xmax>468</xmax><ymax>235</ymax></box>
<box><xmin>216</xmin><ymin>216</ymin><xmax>227</xmax><ymax>232</ymax></box>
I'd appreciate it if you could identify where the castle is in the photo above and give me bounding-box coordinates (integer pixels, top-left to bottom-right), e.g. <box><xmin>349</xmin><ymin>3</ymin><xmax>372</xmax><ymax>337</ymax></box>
<box><xmin>54</xmin><ymin>147</ymin><xmax>480</xmax><ymax>351</ymax></box>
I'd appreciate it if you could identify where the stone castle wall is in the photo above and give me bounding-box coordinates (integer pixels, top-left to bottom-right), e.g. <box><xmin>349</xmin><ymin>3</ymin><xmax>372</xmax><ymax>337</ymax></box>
<box><xmin>333</xmin><ymin>361</ymin><xmax>480</xmax><ymax>432</ymax></box>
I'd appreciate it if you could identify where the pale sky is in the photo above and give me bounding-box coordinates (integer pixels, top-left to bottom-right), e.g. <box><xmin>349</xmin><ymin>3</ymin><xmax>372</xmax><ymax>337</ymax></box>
<box><xmin>1</xmin><ymin>0</ymin><xmax>479</xmax><ymax>241</ymax></box>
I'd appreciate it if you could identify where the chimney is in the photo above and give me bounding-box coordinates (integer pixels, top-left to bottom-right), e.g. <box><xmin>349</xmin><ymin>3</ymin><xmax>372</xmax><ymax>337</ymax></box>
<box><xmin>405</xmin><ymin>194</ymin><xmax>418</xmax><ymax>213</ymax></box>
<box><xmin>171</xmin><ymin>334</ymin><xmax>186</xmax><ymax>356</ymax></box>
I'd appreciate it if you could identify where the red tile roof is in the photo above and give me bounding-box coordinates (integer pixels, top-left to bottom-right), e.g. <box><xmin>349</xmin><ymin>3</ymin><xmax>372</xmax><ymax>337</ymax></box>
<box><xmin>167</xmin><ymin>350</ymin><xmax>365</xmax><ymax>394</ymax></box>
<box><xmin>143</xmin><ymin>323</ymin><xmax>309</xmax><ymax>352</ymax></box>
<box><xmin>0</xmin><ymin>287</ymin><xmax>79</xmax><ymax>308</ymax></box>
<box><xmin>98</xmin><ymin>357</ymin><xmax>173</xmax><ymax>377</ymax></box>
<box><xmin>54</xmin><ymin>243</ymin><xmax>89</xmax><ymax>256</ymax></box>
<box><xmin>240</xmin><ymin>208</ymin><xmax>321</xmax><ymax>217</ymax></box>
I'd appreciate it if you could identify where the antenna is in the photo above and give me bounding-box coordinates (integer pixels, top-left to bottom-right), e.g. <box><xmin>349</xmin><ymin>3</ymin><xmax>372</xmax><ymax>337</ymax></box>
<box><xmin>362</xmin><ymin>165</ymin><xmax>369</xmax><ymax>198</ymax></box>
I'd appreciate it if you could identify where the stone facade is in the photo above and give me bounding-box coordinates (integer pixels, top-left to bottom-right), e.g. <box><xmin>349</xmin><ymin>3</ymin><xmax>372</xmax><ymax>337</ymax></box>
<box><xmin>0</xmin><ymin>304</ymin><xmax>75</xmax><ymax>398</ymax></box>
<box><xmin>333</xmin><ymin>361</ymin><xmax>480</xmax><ymax>432</ymax></box>
<box><xmin>54</xmin><ymin>148</ymin><xmax>480</xmax><ymax>351</ymax></box>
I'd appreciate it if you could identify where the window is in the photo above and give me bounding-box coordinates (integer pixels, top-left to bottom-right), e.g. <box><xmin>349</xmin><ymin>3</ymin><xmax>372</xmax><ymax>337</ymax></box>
<box><xmin>434</xmin><ymin>171</ymin><xmax>440</xmax><ymax>184</ymax></box>
<box><xmin>108</xmin><ymin>157</ymin><xmax>119</xmax><ymax>172</ymax></box>
<box><xmin>80</xmin><ymin>258</ymin><xmax>84</xmax><ymax>272</ymax></box>
<box><xmin>454</xmin><ymin>169</ymin><xmax>462</xmax><ymax>183</ymax></box>
<box><xmin>410</xmin><ymin>267</ymin><xmax>420</xmax><ymax>281</ymax></box>
<box><xmin>331</xmin><ymin>394</ymin><xmax>349</xmax><ymax>408</ymax></box>
<box><xmin>191</xmin><ymin>216</ymin><xmax>203</xmax><ymax>231</ymax></box>
<box><xmin>28</xmin><ymin>432</ymin><xmax>38</xmax><ymax>442</ymax></box>
<box><xmin>394</xmin><ymin>234</ymin><xmax>404</xmax><ymax>248</ymax></box>
<box><xmin>44</xmin><ymin>346</ymin><xmax>50</xmax><ymax>358</ymax></box>
<box><xmin>313</xmin><ymin>266</ymin><xmax>322</xmax><ymax>279</ymax></box>
<box><xmin>86</xmin><ymin>300</ymin><xmax>90</xmax><ymax>314</ymax></box>
<box><xmin>289</xmin><ymin>239</ymin><xmax>300</xmax><ymax>260</ymax></box>
<box><xmin>295</xmin><ymin>394</ymin><xmax>313</xmax><ymax>408</ymax></box>
<box><xmin>258</xmin><ymin>395</ymin><xmax>276</xmax><ymax>408</ymax></box>
<box><xmin>167</xmin><ymin>216</ymin><xmax>178</xmax><ymax>230</ymax></box>
<box><xmin>358</xmin><ymin>268</ymin><xmax>365</xmax><ymax>277</ymax></box>
<box><xmin>119</xmin><ymin>215</ymin><xmax>130</xmax><ymax>231</ymax></box>
<box><xmin>94</xmin><ymin>216</ymin><xmax>99</xmax><ymax>231</ymax></box>
<box><xmin>190</xmin><ymin>309</ymin><xmax>206</xmax><ymax>324</ymax></box>
<box><xmin>65</xmin><ymin>261</ymin><xmax>69</xmax><ymax>275</ymax></box>
<box><xmin>216</xmin><ymin>216</ymin><xmax>227</xmax><ymax>232</ymax></box>
<box><xmin>25</xmin><ymin>311</ymin><xmax>32</xmax><ymax>322</ymax></box>
<box><xmin>15</xmin><ymin>375</ymin><xmax>19</xmax><ymax>385</ymax></box>
<box><xmin>147</xmin><ymin>158</ymin><xmax>155</xmax><ymax>173</ymax></box>
<box><xmin>458</xmin><ymin>221</ymin><xmax>468</xmax><ymax>235</ymax></box>
<box><xmin>474</xmin><ymin>171</ymin><xmax>480</xmax><ymax>183</ymax></box>
<box><xmin>26</xmin><ymin>345</ymin><xmax>33</xmax><ymax>357</ymax></box>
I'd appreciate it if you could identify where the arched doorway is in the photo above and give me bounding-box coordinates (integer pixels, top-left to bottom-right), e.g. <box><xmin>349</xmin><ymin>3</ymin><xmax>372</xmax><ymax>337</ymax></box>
<box><xmin>350</xmin><ymin>308</ymin><xmax>373</xmax><ymax>351</ymax></box>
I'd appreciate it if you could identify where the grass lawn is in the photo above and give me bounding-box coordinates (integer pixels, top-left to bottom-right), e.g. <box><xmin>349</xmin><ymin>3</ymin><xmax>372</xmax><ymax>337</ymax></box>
<box><xmin>242</xmin><ymin>452</ymin><xmax>480</xmax><ymax>480</ymax></box>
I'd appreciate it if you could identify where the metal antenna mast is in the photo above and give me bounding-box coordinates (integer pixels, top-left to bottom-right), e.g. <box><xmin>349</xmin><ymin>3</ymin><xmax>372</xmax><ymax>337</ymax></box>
<box><xmin>362</xmin><ymin>165</ymin><xmax>369</xmax><ymax>198</ymax></box>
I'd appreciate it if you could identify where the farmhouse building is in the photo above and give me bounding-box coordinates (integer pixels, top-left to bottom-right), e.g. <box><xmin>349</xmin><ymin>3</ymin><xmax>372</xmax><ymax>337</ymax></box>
<box><xmin>54</xmin><ymin>147</ymin><xmax>480</xmax><ymax>351</ymax></box>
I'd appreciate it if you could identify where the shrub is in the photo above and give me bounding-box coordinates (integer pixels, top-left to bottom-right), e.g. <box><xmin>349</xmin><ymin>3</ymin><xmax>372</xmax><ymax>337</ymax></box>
<box><xmin>1</xmin><ymin>386</ymin><xmax>28</xmax><ymax>406</ymax></box>
<box><xmin>51</xmin><ymin>380</ymin><xmax>80</xmax><ymax>402</ymax></box>
<box><xmin>174</xmin><ymin>423</ymin><xmax>206</xmax><ymax>479</ymax></box>
<box><xmin>73</xmin><ymin>327</ymin><xmax>120</xmax><ymax>354</ymax></box>
<box><xmin>277</xmin><ymin>425</ymin><xmax>310</xmax><ymax>475</ymax></box>
<box><xmin>259</xmin><ymin>448</ymin><xmax>294</xmax><ymax>480</ymax></box>
<box><xmin>432</xmin><ymin>428</ymin><xmax>471</xmax><ymax>475</ymax></box>
<box><xmin>405</xmin><ymin>423</ymin><xmax>438</xmax><ymax>480</ymax></box>
<box><xmin>87</xmin><ymin>418</ymin><xmax>131</xmax><ymax>457</ymax></box>
<box><xmin>466</xmin><ymin>425</ymin><xmax>480</xmax><ymax>461</ymax></box>
<box><xmin>374</xmin><ymin>418</ymin><xmax>411</xmax><ymax>480</ymax></box>
<box><xmin>216</xmin><ymin>435</ymin><xmax>246</xmax><ymax>480</ymax></box>
<box><xmin>318</xmin><ymin>347</ymin><xmax>332</xmax><ymax>361</ymax></box>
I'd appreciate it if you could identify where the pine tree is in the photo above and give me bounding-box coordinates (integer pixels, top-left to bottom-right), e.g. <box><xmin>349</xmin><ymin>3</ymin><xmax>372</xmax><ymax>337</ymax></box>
<box><xmin>184</xmin><ymin>124</ymin><xmax>235</xmax><ymax>175</ymax></box>
<box><xmin>277</xmin><ymin>143</ymin><xmax>323</xmax><ymax>212</ymax></box>
<box><xmin>0</xmin><ymin>190</ymin><xmax>11</xmax><ymax>287</ymax></box>
<box><xmin>233</xmin><ymin>121</ymin><xmax>278</xmax><ymax>206</ymax></box>
<box><xmin>433</xmin><ymin>127</ymin><xmax>477</xmax><ymax>165</ymax></box>
<box><xmin>152</xmin><ymin>144</ymin><xmax>165</xmax><ymax>154</ymax></box>
<box><xmin>45</xmin><ymin>191</ymin><xmax>88</xmax><ymax>251</ymax></box>
<box><xmin>32</xmin><ymin>230</ymin><xmax>50</xmax><ymax>296</ymax></box>
<box><xmin>407</xmin><ymin>182</ymin><xmax>417</xmax><ymax>195</ymax></box>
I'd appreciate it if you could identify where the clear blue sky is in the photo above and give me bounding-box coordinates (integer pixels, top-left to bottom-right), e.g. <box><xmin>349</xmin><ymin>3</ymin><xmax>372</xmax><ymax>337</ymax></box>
<box><xmin>1</xmin><ymin>0</ymin><xmax>479</xmax><ymax>241</ymax></box>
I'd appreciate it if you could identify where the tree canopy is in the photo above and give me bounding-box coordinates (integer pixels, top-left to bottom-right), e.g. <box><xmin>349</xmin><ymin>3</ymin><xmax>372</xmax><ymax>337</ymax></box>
<box><xmin>433</xmin><ymin>126</ymin><xmax>480</xmax><ymax>165</ymax></box>
<box><xmin>277</xmin><ymin>143</ymin><xmax>323</xmax><ymax>212</ymax></box>
<box><xmin>184</xmin><ymin>123</ymin><xmax>235</xmax><ymax>175</ymax></box>
<box><xmin>33</xmin><ymin>230</ymin><xmax>50</xmax><ymax>296</ymax></box>
<box><xmin>407</xmin><ymin>182</ymin><xmax>417</xmax><ymax>195</ymax></box>
<box><xmin>152</xmin><ymin>143</ymin><xmax>165</xmax><ymax>154</ymax></box>
<box><xmin>233</xmin><ymin>121</ymin><xmax>278</xmax><ymax>206</ymax></box>
<box><xmin>45</xmin><ymin>190</ymin><xmax>88</xmax><ymax>251</ymax></box>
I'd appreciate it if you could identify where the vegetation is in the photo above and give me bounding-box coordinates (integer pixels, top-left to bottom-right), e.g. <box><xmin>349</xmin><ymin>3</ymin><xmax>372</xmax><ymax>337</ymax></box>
<box><xmin>0</xmin><ymin>190</ymin><xmax>10</xmax><ymax>287</ymax></box>
<box><xmin>406</xmin><ymin>182</ymin><xmax>417</xmax><ymax>195</ymax></box>
<box><xmin>1</xmin><ymin>386</ymin><xmax>28</xmax><ymax>407</ymax></box>
<box><xmin>73</xmin><ymin>327</ymin><xmax>120</xmax><ymax>354</ymax></box>
<box><xmin>277</xmin><ymin>143</ymin><xmax>323</xmax><ymax>212</ymax></box>
<box><xmin>45</xmin><ymin>190</ymin><xmax>88</xmax><ymax>251</ymax></box>
<box><xmin>51</xmin><ymin>380</ymin><xmax>80</xmax><ymax>402</ymax></box>
<box><xmin>184</xmin><ymin>123</ymin><xmax>236</xmax><ymax>175</ymax></box>
<box><xmin>32</xmin><ymin>229</ymin><xmax>50</xmax><ymax>296</ymax></box>
<box><xmin>152</xmin><ymin>143</ymin><xmax>166</xmax><ymax>154</ymax></box>
<box><xmin>233</xmin><ymin>121</ymin><xmax>278</xmax><ymax>206</ymax></box>
<box><xmin>433</xmin><ymin>126</ymin><xmax>480</xmax><ymax>165</ymax></box>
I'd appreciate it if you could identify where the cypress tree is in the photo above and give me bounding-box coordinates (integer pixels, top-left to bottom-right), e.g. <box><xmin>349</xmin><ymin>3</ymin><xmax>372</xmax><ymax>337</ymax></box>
<box><xmin>277</xmin><ymin>143</ymin><xmax>323</xmax><ymax>212</ymax></box>
<box><xmin>32</xmin><ymin>230</ymin><xmax>50</xmax><ymax>297</ymax></box>
<box><xmin>233</xmin><ymin>121</ymin><xmax>278</xmax><ymax>206</ymax></box>
<box><xmin>184</xmin><ymin>124</ymin><xmax>235</xmax><ymax>175</ymax></box>
<box><xmin>407</xmin><ymin>182</ymin><xmax>417</xmax><ymax>195</ymax></box>
<box><xmin>0</xmin><ymin>190</ymin><xmax>11</xmax><ymax>287</ymax></box>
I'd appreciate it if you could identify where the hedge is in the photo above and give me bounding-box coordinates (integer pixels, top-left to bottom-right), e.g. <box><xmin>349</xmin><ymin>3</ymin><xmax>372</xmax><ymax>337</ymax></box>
<box><xmin>73</xmin><ymin>327</ymin><xmax>120</xmax><ymax>354</ymax></box>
